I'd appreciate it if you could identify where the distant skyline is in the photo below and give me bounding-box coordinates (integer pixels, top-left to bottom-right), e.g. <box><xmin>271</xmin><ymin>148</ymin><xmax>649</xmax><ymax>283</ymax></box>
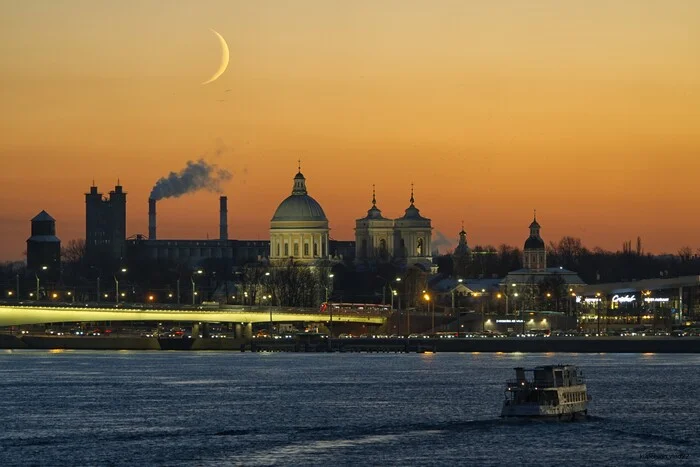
<box><xmin>2</xmin><ymin>1</ymin><xmax>700</xmax><ymax>261</ymax></box>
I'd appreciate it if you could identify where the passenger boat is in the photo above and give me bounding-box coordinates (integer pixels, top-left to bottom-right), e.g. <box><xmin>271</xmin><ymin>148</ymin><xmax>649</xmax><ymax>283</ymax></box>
<box><xmin>500</xmin><ymin>365</ymin><xmax>591</xmax><ymax>420</ymax></box>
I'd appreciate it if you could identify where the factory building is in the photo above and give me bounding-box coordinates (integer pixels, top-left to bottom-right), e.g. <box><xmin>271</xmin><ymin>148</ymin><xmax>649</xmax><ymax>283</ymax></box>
<box><xmin>85</xmin><ymin>183</ymin><xmax>127</xmax><ymax>264</ymax></box>
<box><xmin>26</xmin><ymin>210</ymin><xmax>61</xmax><ymax>276</ymax></box>
<box><xmin>86</xmin><ymin>171</ymin><xmax>357</xmax><ymax>271</ymax></box>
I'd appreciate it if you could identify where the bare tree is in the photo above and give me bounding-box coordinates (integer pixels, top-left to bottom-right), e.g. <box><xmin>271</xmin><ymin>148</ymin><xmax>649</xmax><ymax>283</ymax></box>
<box><xmin>61</xmin><ymin>239</ymin><xmax>86</xmax><ymax>264</ymax></box>
<box><xmin>678</xmin><ymin>246</ymin><xmax>693</xmax><ymax>262</ymax></box>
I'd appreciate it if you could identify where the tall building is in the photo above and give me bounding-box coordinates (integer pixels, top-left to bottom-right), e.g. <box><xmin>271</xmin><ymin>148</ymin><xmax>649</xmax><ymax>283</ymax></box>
<box><xmin>393</xmin><ymin>187</ymin><xmax>433</xmax><ymax>267</ymax></box>
<box><xmin>453</xmin><ymin>223</ymin><xmax>470</xmax><ymax>257</ymax></box>
<box><xmin>269</xmin><ymin>167</ymin><xmax>330</xmax><ymax>263</ymax></box>
<box><xmin>26</xmin><ymin>210</ymin><xmax>61</xmax><ymax>274</ymax></box>
<box><xmin>355</xmin><ymin>185</ymin><xmax>433</xmax><ymax>269</ymax></box>
<box><xmin>355</xmin><ymin>186</ymin><xmax>393</xmax><ymax>260</ymax></box>
<box><xmin>523</xmin><ymin>212</ymin><xmax>546</xmax><ymax>271</ymax></box>
<box><xmin>503</xmin><ymin>212</ymin><xmax>585</xmax><ymax>293</ymax></box>
<box><xmin>85</xmin><ymin>183</ymin><xmax>127</xmax><ymax>264</ymax></box>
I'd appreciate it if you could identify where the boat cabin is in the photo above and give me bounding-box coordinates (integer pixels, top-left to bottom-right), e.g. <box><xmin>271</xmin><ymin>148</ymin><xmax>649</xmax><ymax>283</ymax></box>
<box><xmin>510</xmin><ymin>365</ymin><xmax>584</xmax><ymax>389</ymax></box>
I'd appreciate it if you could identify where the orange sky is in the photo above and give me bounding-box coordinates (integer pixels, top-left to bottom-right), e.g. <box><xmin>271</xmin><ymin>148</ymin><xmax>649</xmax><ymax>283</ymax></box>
<box><xmin>1</xmin><ymin>1</ymin><xmax>699</xmax><ymax>260</ymax></box>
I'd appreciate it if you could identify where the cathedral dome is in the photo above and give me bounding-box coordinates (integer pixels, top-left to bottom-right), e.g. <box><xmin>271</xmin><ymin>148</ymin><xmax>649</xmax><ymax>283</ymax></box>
<box><xmin>272</xmin><ymin>195</ymin><xmax>327</xmax><ymax>221</ymax></box>
<box><xmin>271</xmin><ymin>171</ymin><xmax>327</xmax><ymax>222</ymax></box>
<box><xmin>524</xmin><ymin>236</ymin><xmax>545</xmax><ymax>249</ymax></box>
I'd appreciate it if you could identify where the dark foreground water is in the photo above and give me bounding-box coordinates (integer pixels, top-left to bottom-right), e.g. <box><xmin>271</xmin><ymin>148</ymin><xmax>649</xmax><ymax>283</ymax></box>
<box><xmin>1</xmin><ymin>351</ymin><xmax>699</xmax><ymax>467</ymax></box>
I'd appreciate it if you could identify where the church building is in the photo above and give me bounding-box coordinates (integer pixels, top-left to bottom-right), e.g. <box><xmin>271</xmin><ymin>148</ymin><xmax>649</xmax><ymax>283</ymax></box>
<box><xmin>355</xmin><ymin>185</ymin><xmax>433</xmax><ymax>269</ymax></box>
<box><xmin>269</xmin><ymin>166</ymin><xmax>330</xmax><ymax>263</ymax></box>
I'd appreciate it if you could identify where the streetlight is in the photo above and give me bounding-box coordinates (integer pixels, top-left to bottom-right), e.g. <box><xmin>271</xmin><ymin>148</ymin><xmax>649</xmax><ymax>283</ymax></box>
<box><xmin>395</xmin><ymin>277</ymin><xmax>408</xmax><ymax>335</ymax></box>
<box><xmin>115</xmin><ymin>267</ymin><xmax>127</xmax><ymax>304</ymax></box>
<box><xmin>327</xmin><ymin>273</ymin><xmax>335</xmax><ymax>346</ymax></box>
<box><xmin>192</xmin><ymin>269</ymin><xmax>204</xmax><ymax>305</ymax></box>
<box><xmin>596</xmin><ymin>292</ymin><xmax>602</xmax><ymax>335</ymax></box>
<box><xmin>423</xmin><ymin>292</ymin><xmax>433</xmax><ymax>333</ymax></box>
<box><xmin>452</xmin><ymin>278</ymin><xmax>464</xmax><ymax>337</ymax></box>
<box><xmin>451</xmin><ymin>278</ymin><xmax>463</xmax><ymax>309</ymax></box>
<box><xmin>514</xmin><ymin>292</ymin><xmax>522</xmax><ymax>333</ymax></box>
<box><xmin>497</xmin><ymin>292</ymin><xmax>509</xmax><ymax>315</ymax></box>
<box><xmin>35</xmin><ymin>265</ymin><xmax>48</xmax><ymax>300</ymax></box>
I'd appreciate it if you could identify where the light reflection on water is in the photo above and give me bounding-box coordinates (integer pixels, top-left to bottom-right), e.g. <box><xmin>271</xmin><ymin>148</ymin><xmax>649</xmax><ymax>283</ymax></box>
<box><xmin>1</xmin><ymin>351</ymin><xmax>699</xmax><ymax>466</ymax></box>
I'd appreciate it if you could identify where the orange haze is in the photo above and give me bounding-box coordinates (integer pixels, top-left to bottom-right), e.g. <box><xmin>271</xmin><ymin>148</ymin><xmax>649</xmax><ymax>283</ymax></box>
<box><xmin>1</xmin><ymin>1</ymin><xmax>700</xmax><ymax>260</ymax></box>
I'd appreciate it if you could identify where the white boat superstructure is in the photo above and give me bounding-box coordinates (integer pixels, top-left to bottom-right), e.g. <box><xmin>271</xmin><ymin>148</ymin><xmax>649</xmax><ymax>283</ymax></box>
<box><xmin>500</xmin><ymin>365</ymin><xmax>590</xmax><ymax>420</ymax></box>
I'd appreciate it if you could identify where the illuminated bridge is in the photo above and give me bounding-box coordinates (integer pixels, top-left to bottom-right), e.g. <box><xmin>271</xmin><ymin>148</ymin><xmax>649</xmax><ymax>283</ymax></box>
<box><xmin>0</xmin><ymin>303</ymin><xmax>387</xmax><ymax>328</ymax></box>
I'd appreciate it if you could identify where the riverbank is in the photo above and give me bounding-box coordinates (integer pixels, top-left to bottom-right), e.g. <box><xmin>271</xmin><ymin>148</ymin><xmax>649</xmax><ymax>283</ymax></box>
<box><xmin>2</xmin><ymin>334</ymin><xmax>699</xmax><ymax>352</ymax></box>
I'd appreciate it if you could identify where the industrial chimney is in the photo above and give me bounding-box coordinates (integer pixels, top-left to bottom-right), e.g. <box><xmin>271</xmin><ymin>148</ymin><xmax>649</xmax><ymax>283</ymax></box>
<box><xmin>148</xmin><ymin>198</ymin><xmax>156</xmax><ymax>240</ymax></box>
<box><xmin>219</xmin><ymin>196</ymin><xmax>228</xmax><ymax>241</ymax></box>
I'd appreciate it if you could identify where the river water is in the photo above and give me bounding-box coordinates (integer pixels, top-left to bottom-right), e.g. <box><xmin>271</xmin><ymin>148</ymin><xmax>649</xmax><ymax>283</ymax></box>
<box><xmin>1</xmin><ymin>350</ymin><xmax>699</xmax><ymax>466</ymax></box>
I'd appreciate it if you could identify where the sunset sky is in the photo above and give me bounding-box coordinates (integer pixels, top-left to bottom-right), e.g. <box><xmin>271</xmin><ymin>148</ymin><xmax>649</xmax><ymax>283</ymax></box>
<box><xmin>2</xmin><ymin>1</ymin><xmax>699</xmax><ymax>261</ymax></box>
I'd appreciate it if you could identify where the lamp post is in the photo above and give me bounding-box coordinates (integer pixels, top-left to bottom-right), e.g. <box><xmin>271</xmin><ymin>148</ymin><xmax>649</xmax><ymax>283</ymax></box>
<box><xmin>497</xmin><ymin>292</ymin><xmax>509</xmax><ymax>316</ymax></box>
<box><xmin>596</xmin><ymin>292</ymin><xmax>602</xmax><ymax>335</ymax></box>
<box><xmin>15</xmin><ymin>273</ymin><xmax>19</xmax><ymax>301</ymax></box>
<box><xmin>452</xmin><ymin>278</ymin><xmax>463</xmax><ymax>337</ymax></box>
<box><xmin>35</xmin><ymin>265</ymin><xmax>48</xmax><ymax>300</ymax></box>
<box><xmin>327</xmin><ymin>274</ymin><xmax>334</xmax><ymax>345</ymax></box>
<box><xmin>115</xmin><ymin>267</ymin><xmax>127</xmax><ymax>304</ymax></box>
<box><xmin>514</xmin><ymin>292</ymin><xmax>523</xmax><ymax>334</ymax></box>
<box><xmin>423</xmin><ymin>292</ymin><xmax>433</xmax><ymax>333</ymax></box>
<box><xmin>192</xmin><ymin>269</ymin><xmax>203</xmax><ymax>305</ymax></box>
<box><xmin>395</xmin><ymin>277</ymin><xmax>409</xmax><ymax>336</ymax></box>
<box><xmin>451</xmin><ymin>278</ymin><xmax>463</xmax><ymax>309</ymax></box>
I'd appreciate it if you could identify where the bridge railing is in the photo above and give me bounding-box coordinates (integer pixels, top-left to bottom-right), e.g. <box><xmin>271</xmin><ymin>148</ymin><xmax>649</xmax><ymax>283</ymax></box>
<box><xmin>0</xmin><ymin>300</ymin><xmax>391</xmax><ymax>317</ymax></box>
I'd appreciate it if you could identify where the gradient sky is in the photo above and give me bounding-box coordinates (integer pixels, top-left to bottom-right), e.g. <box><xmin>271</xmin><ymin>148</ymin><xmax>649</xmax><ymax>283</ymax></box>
<box><xmin>2</xmin><ymin>1</ymin><xmax>699</xmax><ymax>261</ymax></box>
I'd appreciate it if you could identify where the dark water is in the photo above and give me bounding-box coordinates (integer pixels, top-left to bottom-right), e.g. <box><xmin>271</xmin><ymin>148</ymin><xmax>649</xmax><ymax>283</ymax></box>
<box><xmin>1</xmin><ymin>351</ymin><xmax>699</xmax><ymax>466</ymax></box>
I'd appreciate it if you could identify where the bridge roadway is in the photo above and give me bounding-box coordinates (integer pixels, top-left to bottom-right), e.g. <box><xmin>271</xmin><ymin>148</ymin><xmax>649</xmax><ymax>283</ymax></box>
<box><xmin>0</xmin><ymin>303</ymin><xmax>387</xmax><ymax>327</ymax></box>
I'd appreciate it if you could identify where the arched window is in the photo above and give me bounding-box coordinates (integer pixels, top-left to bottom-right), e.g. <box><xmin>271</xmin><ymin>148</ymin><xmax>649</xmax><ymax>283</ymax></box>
<box><xmin>379</xmin><ymin>238</ymin><xmax>386</xmax><ymax>252</ymax></box>
<box><xmin>304</xmin><ymin>243</ymin><xmax>309</xmax><ymax>256</ymax></box>
<box><xmin>284</xmin><ymin>243</ymin><xmax>289</xmax><ymax>257</ymax></box>
<box><xmin>314</xmin><ymin>243</ymin><xmax>318</xmax><ymax>256</ymax></box>
<box><xmin>293</xmin><ymin>243</ymin><xmax>299</xmax><ymax>256</ymax></box>
<box><xmin>276</xmin><ymin>243</ymin><xmax>280</xmax><ymax>257</ymax></box>
<box><xmin>416</xmin><ymin>238</ymin><xmax>423</xmax><ymax>256</ymax></box>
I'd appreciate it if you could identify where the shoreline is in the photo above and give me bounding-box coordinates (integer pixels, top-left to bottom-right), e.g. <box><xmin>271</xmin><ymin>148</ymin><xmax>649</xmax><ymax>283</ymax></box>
<box><xmin>2</xmin><ymin>334</ymin><xmax>699</xmax><ymax>353</ymax></box>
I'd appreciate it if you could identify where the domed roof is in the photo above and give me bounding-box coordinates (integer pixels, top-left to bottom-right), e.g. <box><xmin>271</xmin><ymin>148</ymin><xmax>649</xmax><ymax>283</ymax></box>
<box><xmin>524</xmin><ymin>236</ymin><xmax>545</xmax><ymax>249</ymax></box>
<box><xmin>399</xmin><ymin>204</ymin><xmax>427</xmax><ymax>220</ymax></box>
<box><xmin>358</xmin><ymin>185</ymin><xmax>388</xmax><ymax>221</ymax></box>
<box><xmin>271</xmin><ymin>170</ymin><xmax>328</xmax><ymax>222</ymax></box>
<box><xmin>529</xmin><ymin>219</ymin><xmax>540</xmax><ymax>229</ymax></box>
<box><xmin>272</xmin><ymin>195</ymin><xmax>327</xmax><ymax>221</ymax></box>
<box><xmin>397</xmin><ymin>186</ymin><xmax>429</xmax><ymax>221</ymax></box>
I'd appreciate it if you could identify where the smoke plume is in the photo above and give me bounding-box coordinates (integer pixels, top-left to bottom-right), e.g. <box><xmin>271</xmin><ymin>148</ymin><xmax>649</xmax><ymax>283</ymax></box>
<box><xmin>431</xmin><ymin>230</ymin><xmax>456</xmax><ymax>255</ymax></box>
<box><xmin>149</xmin><ymin>159</ymin><xmax>232</xmax><ymax>200</ymax></box>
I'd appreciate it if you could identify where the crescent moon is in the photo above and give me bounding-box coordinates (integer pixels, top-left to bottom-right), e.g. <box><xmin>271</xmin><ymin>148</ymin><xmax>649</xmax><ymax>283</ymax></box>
<box><xmin>201</xmin><ymin>28</ymin><xmax>229</xmax><ymax>85</ymax></box>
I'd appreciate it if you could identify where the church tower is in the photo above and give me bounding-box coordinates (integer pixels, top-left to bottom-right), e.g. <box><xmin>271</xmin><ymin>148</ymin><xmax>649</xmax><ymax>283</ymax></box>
<box><xmin>393</xmin><ymin>185</ymin><xmax>432</xmax><ymax>267</ymax></box>
<box><xmin>355</xmin><ymin>185</ymin><xmax>394</xmax><ymax>261</ymax></box>
<box><xmin>453</xmin><ymin>222</ymin><xmax>470</xmax><ymax>257</ymax></box>
<box><xmin>523</xmin><ymin>211</ymin><xmax>546</xmax><ymax>271</ymax></box>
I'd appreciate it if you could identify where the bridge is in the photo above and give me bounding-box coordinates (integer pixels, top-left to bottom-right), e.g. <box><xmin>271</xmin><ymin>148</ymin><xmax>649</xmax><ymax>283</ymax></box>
<box><xmin>0</xmin><ymin>303</ymin><xmax>387</xmax><ymax>327</ymax></box>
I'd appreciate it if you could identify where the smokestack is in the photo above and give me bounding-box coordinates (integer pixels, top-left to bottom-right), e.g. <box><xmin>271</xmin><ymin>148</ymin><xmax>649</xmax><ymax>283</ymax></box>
<box><xmin>148</xmin><ymin>198</ymin><xmax>156</xmax><ymax>240</ymax></box>
<box><xmin>219</xmin><ymin>196</ymin><xmax>228</xmax><ymax>241</ymax></box>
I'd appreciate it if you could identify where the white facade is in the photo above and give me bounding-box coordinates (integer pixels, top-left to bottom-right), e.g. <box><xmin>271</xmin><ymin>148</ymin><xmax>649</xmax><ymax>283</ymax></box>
<box><xmin>355</xmin><ymin>187</ymin><xmax>432</xmax><ymax>267</ymax></box>
<box><xmin>270</xmin><ymin>170</ymin><xmax>329</xmax><ymax>263</ymax></box>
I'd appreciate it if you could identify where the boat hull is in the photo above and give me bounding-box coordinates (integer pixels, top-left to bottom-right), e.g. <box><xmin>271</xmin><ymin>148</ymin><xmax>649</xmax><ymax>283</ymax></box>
<box><xmin>501</xmin><ymin>402</ymin><xmax>588</xmax><ymax>419</ymax></box>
